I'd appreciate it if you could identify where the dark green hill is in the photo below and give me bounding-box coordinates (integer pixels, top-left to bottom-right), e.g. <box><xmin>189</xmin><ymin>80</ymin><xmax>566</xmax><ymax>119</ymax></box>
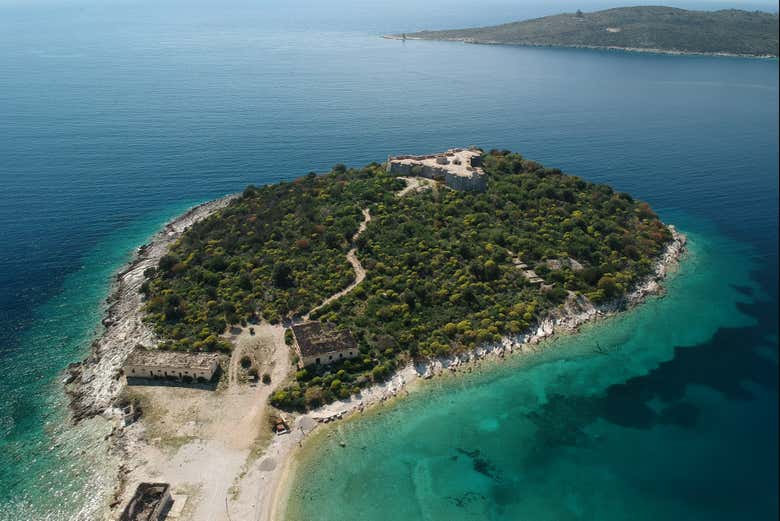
<box><xmin>398</xmin><ymin>6</ymin><xmax>779</xmax><ymax>57</ymax></box>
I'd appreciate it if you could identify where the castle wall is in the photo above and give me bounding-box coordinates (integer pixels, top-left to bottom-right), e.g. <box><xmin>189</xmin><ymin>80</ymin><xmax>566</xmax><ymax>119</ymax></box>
<box><xmin>387</xmin><ymin>161</ymin><xmax>446</xmax><ymax>180</ymax></box>
<box><xmin>387</xmin><ymin>148</ymin><xmax>487</xmax><ymax>192</ymax></box>
<box><xmin>445</xmin><ymin>171</ymin><xmax>487</xmax><ymax>191</ymax></box>
<box><xmin>421</xmin><ymin>165</ymin><xmax>446</xmax><ymax>180</ymax></box>
<box><xmin>388</xmin><ymin>162</ymin><xmax>412</xmax><ymax>176</ymax></box>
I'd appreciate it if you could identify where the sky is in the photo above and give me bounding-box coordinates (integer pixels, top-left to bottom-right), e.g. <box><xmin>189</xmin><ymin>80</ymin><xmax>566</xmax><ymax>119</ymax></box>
<box><xmin>0</xmin><ymin>0</ymin><xmax>776</xmax><ymax>35</ymax></box>
<box><xmin>0</xmin><ymin>0</ymin><xmax>776</xmax><ymax>15</ymax></box>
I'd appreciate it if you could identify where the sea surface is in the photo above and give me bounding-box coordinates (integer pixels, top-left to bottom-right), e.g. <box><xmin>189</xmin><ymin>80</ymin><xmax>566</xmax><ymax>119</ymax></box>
<box><xmin>0</xmin><ymin>2</ymin><xmax>777</xmax><ymax>520</ymax></box>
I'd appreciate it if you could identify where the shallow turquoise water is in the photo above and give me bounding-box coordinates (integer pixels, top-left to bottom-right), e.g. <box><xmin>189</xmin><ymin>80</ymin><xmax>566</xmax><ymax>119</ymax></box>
<box><xmin>0</xmin><ymin>2</ymin><xmax>776</xmax><ymax>519</ymax></box>
<box><xmin>287</xmin><ymin>226</ymin><xmax>778</xmax><ymax>520</ymax></box>
<box><xmin>0</xmin><ymin>202</ymin><xmax>200</xmax><ymax>519</ymax></box>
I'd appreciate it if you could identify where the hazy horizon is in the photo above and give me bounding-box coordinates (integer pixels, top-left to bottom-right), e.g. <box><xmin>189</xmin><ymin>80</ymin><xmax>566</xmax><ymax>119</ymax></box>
<box><xmin>0</xmin><ymin>0</ymin><xmax>777</xmax><ymax>35</ymax></box>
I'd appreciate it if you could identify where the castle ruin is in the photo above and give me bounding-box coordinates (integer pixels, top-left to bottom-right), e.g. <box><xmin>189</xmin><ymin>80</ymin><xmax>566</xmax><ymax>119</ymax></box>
<box><xmin>387</xmin><ymin>147</ymin><xmax>487</xmax><ymax>192</ymax></box>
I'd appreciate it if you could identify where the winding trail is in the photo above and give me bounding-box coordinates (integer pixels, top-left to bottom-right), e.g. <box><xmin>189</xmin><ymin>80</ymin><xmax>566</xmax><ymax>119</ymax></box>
<box><xmin>303</xmin><ymin>208</ymin><xmax>371</xmax><ymax>321</ymax></box>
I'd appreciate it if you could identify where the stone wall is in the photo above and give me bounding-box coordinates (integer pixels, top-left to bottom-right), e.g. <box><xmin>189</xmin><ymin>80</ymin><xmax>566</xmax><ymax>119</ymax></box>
<box><xmin>387</xmin><ymin>148</ymin><xmax>487</xmax><ymax>192</ymax></box>
<box><xmin>124</xmin><ymin>361</ymin><xmax>218</xmax><ymax>383</ymax></box>
<box><xmin>445</xmin><ymin>171</ymin><xmax>487</xmax><ymax>192</ymax></box>
<box><xmin>300</xmin><ymin>348</ymin><xmax>360</xmax><ymax>368</ymax></box>
<box><xmin>387</xmin><ymin>161</ymin><xmax>447</xmax><ymax>180</ymax></box>
<box><xmin>387</xmin><ymin>162</ymin><xmax>412</xmax><ymax>176</ymax></box>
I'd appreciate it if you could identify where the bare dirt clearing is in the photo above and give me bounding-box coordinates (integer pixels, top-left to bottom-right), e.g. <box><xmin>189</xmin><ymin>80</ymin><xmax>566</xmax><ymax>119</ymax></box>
<box><xmin>120</xmin><ymin>323</ymin><xmax>290</xmax><ymax>521</ymax></box>
<box><xmin>395</xmin><ymin>176</ymin><xmax>435</xmax><ymax>197</ymax></box>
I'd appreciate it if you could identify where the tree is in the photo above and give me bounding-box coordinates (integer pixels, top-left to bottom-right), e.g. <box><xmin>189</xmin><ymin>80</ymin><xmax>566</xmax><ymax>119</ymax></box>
<box><xmin>324</xmin><ymin>231</ymin><xmax>341</xmax><ymax>248</ymax></box>
<box><xmin>597</xmin><ymin>275</ymin><xmax>619</xmax><ymax>298</ymax></box>
<box><xmin>273</xmin><ymin>262</ymin><xmax>294</xmax><ymax>288</ymax></box>
<box><xmin>483</xmin><ymin>259</ymin><xmax>500</xmax><ymax>281</ymax></box>
<box><xmin>158</xmin><ymin>254</ymin><xmax>179</xmax><ymax>273</ymax></box>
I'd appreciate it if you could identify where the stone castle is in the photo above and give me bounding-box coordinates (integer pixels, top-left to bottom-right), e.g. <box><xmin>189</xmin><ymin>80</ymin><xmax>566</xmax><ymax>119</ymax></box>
<box><xmin>387</xmin><ymin>147</ymin><xmax>487</xmax><ymax>192</ymax></box>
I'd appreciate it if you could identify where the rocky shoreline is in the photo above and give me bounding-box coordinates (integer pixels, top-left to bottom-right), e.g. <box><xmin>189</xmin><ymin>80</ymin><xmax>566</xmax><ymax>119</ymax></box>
<box><xmin>301</xmin><ymin>226</ymin><xmax>687</xmax><ymax>423</ymax></box>
<box><xmin>64</xmin><ymin>195</ymin><xmax>237</xmax><ymax>422</ymax></box>
<box><xmin>418</xmin><ymin>226</ymin><xmax>687</xmax><ymax>376</ymax></box>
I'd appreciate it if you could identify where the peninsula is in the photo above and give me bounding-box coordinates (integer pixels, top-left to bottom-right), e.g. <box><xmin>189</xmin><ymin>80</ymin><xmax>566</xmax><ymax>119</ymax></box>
<box><xmin>66</xmin><ymin>148</ymin><xmax>686</xmax><ymax>521</ymax></box>
<box><xmin>387</xmin><ymin>6</ymin><xmax>780</xmax><ymax>57</ymax></box>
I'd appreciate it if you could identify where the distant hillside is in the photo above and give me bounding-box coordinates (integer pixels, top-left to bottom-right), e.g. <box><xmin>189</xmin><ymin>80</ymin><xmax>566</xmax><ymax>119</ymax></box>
<box><xmin>395</xmin><ymin>6</ymin><xmax>779</xmax><ymax>57</ymax></box>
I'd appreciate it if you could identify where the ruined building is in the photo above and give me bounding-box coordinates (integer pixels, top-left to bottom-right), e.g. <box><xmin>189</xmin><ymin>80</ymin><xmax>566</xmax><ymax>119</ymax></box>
<box><xmin>119</xmin><ymin>483</ymin><xmax>173</xmax><ymax>521</ymax></box>
<box><xmin>123</xmin><ymin>347</ymin><xmax>220</xmax><ymax>384</ymax></box>
<box><xmin>291</xmin><ymin>321</ymin><xmax>359</xmax><ymax>368</ymax></box>
<box><xmin>387</xmin><ymin>147</ymin><xmax>487</xmax><ymax>192</ymax></box>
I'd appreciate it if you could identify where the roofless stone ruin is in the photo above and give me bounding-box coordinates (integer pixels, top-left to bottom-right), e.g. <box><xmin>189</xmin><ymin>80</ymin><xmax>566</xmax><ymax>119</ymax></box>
<box><xmin>387</xmin><ymin>147</ymin><xmax>487</xmax><ymax>192</ymax></box>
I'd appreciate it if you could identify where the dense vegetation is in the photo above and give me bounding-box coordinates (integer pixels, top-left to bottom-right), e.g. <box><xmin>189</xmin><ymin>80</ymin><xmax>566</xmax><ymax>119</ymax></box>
<box><xmin>141</xmin><ymin>151</ymin><xmax>672</xmax><ymax>409</ymax></box>
<box><xmin>140</xmin><ymin>166</ymin><xmax>394</xmax><ymax>351</ymax></box>
<box><xmin>403</xmin><ymin>7</ymin><xmax>779</xmax><ymax>57</ymax></box>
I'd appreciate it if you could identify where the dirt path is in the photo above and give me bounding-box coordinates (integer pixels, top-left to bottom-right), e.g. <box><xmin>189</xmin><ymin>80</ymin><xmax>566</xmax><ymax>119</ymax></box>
<box><xmin>303</xmin><ymin>207</ymin><xmax>371</xmax><ymax>320</ymax></box>
<box><xmin>227</xmin><ymin>333</ymin><xmax>243</xmax><ymax>391</ymax></box>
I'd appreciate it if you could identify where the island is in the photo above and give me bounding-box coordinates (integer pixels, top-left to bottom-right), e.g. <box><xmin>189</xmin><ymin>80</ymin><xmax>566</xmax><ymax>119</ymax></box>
<box><xmin>386</xmin><ymin>6</ymin><xmax>780</xmax><ymax>58</ymax></box>
<box><xmin>65</xmin><ymin>148</ymin><xmax>686</xmax><ymax>521</ymax></box>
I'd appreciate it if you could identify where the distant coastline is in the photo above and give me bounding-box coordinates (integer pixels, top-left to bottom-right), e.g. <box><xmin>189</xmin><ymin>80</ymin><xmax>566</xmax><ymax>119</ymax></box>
<box><xmin>388</xmin><ymin>6</ymin><xmax>780</xmax><ymax>59</ymax></box>
<box><xmin>382</xmin><ymin>34</ymin><xmax>779</xmax><ymax>59</ymax></box>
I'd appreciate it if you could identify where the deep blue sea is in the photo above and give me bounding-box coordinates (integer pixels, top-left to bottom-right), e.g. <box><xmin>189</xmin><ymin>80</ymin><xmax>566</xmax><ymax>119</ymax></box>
<box><xmin>0</xmin><ymin>2</ymin><xmax>777</xmax><ymax>520</ymax></box>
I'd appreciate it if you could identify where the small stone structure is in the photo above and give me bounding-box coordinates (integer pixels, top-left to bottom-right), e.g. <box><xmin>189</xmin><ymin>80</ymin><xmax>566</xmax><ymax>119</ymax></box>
<box><xmin>545</xmin><ymin>257</ymin><xmax>584</xmax><ymax>272</ymax></box>
<box><xmin>522</xmin><ymin>269</ymin><xmax>545</xmax><ymax>285</ymax></box>
<box><xmin>387</xmin><ymin>147</ymin><xmax>487</xmax><ymax>192</ymax></box>
<box><xmin>123</xmin><ymin>347</ymin><xmax>220</xmax><ymax>384</ymax></box>
<box><xmin>512</xmin><ymin>257</ymin><xmax>545</xmax><ymax>285</ymax></box>
<box><xmin>291</xmin><ymin>321</ymin><xmax>359</xmax><ymax>368</ymax></box>
<box><xmin>121</xmin><ymin>403</ymin><xmax>137</xmax><ymax>427</ymax></box>
<box><xmin>119</xmin><ymin>482</ymin><xmax>173</xmax><ymax>521</ymax></box>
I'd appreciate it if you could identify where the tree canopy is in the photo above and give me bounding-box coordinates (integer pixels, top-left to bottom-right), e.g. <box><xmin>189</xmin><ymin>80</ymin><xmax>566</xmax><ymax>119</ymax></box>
<box><xmin>141</xmin><ymin>151</ymin><xmax>672</xmax><ymax>409</ymax></box>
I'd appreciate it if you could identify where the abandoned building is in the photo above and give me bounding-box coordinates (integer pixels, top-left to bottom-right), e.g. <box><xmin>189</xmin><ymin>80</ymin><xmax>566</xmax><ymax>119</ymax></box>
<box><xmin>387</xmin><ymin>147</ymin><xmax>487</xmax><ymax>192</ymax></box>
<box><xmin>291</xmin><ymin>321</ymin><xmax>359</xmax><ymax>368</ymax></box>
<box><xmin>119</xmin><ymin>483</ymin><xmax>173</xmax><ymax>521</ymax></box>
<box><xmin>123</xmin><ymin>347</ymin><xmax>220</xmax><ymax>384</ymax></box>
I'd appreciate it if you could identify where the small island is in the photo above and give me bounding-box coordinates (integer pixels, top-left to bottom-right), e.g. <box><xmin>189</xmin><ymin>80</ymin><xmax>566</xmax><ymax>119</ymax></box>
<box><xmin>387</xmin><ymin>6</ymin><xmax>779</xmax><ymax>58</ymax></box>
<box><xmin>140</xmin><ymin>147</ymin><xmax>674</xmax><ymax>410</ymax></box>
<box><xmin>67</xmin><ymin>148</ymin><xmax>685</xmax><ymax>520</ymax></box>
